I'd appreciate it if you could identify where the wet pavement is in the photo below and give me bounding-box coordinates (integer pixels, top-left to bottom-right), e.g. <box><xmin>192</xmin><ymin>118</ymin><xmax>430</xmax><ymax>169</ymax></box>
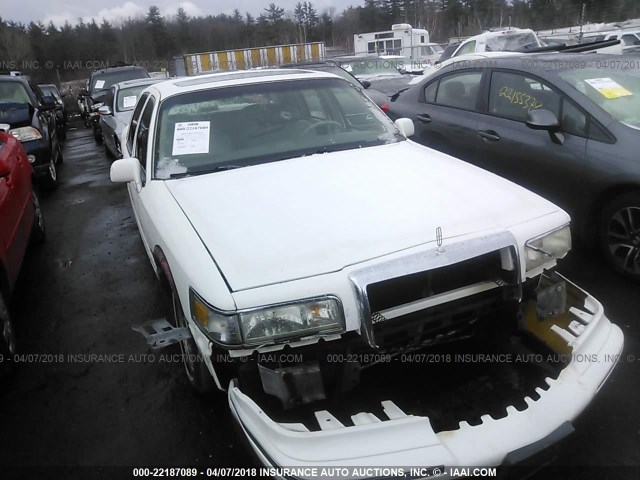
<box><xmin>0</xmin><ymin>121</ymin><xmax>638</xmax><ymax>479</ymax></box>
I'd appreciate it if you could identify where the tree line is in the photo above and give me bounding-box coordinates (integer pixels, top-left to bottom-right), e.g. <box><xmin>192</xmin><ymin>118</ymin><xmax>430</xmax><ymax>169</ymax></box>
<box><xmin>1</xmin><ymin>0</ymin><xmax>639</xmax><ymax>83</ymax></box>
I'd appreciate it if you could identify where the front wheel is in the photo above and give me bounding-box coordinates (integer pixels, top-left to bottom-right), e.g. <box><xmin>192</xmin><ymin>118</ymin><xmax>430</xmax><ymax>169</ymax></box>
<box><xmin>41</xmin><ymin>156</ymin><xmax>58</xmax><ymax>190</ymax></box>
<box><xmin>93</xmin><ymin>125</ymin><xmax>103</xmax><ymax>145</ymax></box>
<box><xmin>171</xmin><ymin>290</ymin><xmax>216</xmax><ymax>393</ymax></box>
<box><xmin>600</xmin><ymin>191</ymin><xmax>640</xmax><ymax>280</ymax></box>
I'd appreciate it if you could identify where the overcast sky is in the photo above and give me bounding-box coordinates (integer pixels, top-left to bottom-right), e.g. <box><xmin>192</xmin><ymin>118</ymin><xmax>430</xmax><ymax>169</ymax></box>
<box><xmin>4</xmin><ymin>0</ymin><xmax>360</xmax><ymax>26</ymax></box>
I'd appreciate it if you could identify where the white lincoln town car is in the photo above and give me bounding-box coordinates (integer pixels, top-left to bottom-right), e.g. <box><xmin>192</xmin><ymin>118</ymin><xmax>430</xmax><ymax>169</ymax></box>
<box><xmin>111</xmin><ymin>69</ymin><xmax>623</xmax><ymax>472</ymax></box>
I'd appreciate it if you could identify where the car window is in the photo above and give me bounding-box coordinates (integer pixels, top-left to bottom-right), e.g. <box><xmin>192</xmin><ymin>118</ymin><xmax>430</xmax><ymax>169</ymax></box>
<box><xmin>135</xmin><ymin>97</ymin><xmax>155</xmax><ymax>171</ymax></box>
<box><xmin>622</xmin><ymin>34</ymin><xmax>640</xmax><ymax>46</ymax></box>
<box><xmin>455</xmin><ymin>40</ymin><xmax>476</xmax><ymax>56</ymax></box>
<box><xmin>153</xmin><ymin>78</ymin><xmax>403</xmax><ymax>179</ymax></box>
<box><xmin>91</xmin><ymin>69</ymin><xmax>149</xmax><ymax>94</ymax></box>
<box><xmin>117</xmin><ymin>85</ymin><xmax>153</xmax><ymax>112</ymax></box>
<box><xmin>127</xmin><ymin>92</ymin><xmax>149</xmax><ymax>155</ymax></box>
<box><xmin>489</xmin><ymin>71</ymin><xmax>561</xmax><ymax>121</ymax></box>
<box><xmin>559</xmin><ymin>67</ymin><xmax>640</xmax><ymax>128</ymax></box>
<box><xmin>423</xmin><ymin>80</ymin><xmax>438</xmax><ymax>103</ymax></box>
<box><xmin>434</xmin><ymin>71</ymin><xmax>482</xmax><ymax>110</ymax></box>
<box><xmin>560</xmin><ymin>100</ymin><xmax>587</xmax><ymax>137</ymax></box>
<box><xmin>0</xmin><ymin>81</ymin><xmax>31</xmax><ymax>104</ymax></box>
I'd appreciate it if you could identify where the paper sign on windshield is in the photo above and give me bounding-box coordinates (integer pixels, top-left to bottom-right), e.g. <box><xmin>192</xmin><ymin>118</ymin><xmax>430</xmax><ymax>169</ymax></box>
<box><xmin>584</xmin><ymin>78</ymin><xmax>632</xmax><ymax>99</ymax></box>
<box><xmin>122</xmin><ymin>95</ymin><xmax>137</xmax><ymax>108</ymax></box>
<box><xmin>94</xmin><ymin>80</ymin><xmax>105</xmax><ymax>89</ymax></box>
<box><xmin>172</xmin><ymin>121</ymin><xmax>210</xmax><ymax>155</ymax></box>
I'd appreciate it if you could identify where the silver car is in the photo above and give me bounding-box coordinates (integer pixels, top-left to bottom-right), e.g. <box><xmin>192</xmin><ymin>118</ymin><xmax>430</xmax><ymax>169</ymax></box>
<box><xmin>98</xmin><ymin>78</ymin><xmax>164</xmax><ymax>159</ymax></box>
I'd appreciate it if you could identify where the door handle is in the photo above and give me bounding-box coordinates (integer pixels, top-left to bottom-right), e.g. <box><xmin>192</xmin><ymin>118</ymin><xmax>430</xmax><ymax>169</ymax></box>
<box><xmin>416</xmin><ymin>113</ymin><xmax>432</xmax><ymax>124</ymax></box>
<box><xmin>477</xmin><ymin>130</ymin><xmax>500</xmax><ymax>141</ymax></box>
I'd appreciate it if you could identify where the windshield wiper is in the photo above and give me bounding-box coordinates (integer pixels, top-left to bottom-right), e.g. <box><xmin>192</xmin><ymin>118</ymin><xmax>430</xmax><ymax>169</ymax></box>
<box><xmin>169</xmin><ymin>164</ymin><xmax>243</xmax><ymax>179</ymax></box>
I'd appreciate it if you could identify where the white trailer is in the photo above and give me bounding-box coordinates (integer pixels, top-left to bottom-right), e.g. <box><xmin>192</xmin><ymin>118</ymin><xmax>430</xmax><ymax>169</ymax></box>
<box><xmin>354</xmin><ymin>24</ymin><xmax>443</xmax><ymax>64</ymax></box>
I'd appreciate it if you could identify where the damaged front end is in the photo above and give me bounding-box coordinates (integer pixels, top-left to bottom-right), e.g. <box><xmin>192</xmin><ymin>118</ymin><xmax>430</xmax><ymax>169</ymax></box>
<box><xmin>225</xmin><ymin>233</ymin><xmax>623</xmax><ymax>472</ymax></box>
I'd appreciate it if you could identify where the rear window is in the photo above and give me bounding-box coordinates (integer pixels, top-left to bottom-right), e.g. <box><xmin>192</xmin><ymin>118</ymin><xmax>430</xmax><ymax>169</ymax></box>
<box><xmin>117</xmin><ymin>85</ymin><xmax>153</xmax><ymax>112</ymax></box>
<box><xmin>91</xmin><ymin>69</ymin><xmax>149</xmax><ymax>93</ymax></box>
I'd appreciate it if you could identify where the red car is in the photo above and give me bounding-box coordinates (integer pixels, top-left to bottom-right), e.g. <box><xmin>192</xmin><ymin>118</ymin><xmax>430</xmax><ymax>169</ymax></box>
<box><xmin>0</xmin><ymin>130</ymin><xmax>46</xmax><ymax>376</ymax></box>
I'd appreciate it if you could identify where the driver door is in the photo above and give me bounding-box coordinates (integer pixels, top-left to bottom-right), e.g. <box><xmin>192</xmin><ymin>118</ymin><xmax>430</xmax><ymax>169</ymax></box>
<box><xmin>126</xmin><ymin>94</ymin><xmax>156</xmax><ymax>262</ymax></box>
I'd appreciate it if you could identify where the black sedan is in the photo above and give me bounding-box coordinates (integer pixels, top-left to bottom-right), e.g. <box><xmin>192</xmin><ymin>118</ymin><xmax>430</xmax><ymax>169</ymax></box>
<box><xmin>388</xmin><ymin>53</ymin><xmax>640</xmax><ymax>279</ymax></box>
<box><xmin>0</xmin><ymin>75</ymin><xmax>62</xmax><ymax>188</ymax></box>
<box><xmin>39</xmin><ymin>83</ymin><xmax>67</xmax><ymax>141</ymax></box>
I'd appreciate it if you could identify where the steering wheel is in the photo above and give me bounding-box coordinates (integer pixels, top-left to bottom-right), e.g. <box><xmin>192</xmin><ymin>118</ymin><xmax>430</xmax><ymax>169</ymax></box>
<box><xmin>301</xmin><ymin>120</ymin><xmax>347</xmax><ymax>136</ymax></box>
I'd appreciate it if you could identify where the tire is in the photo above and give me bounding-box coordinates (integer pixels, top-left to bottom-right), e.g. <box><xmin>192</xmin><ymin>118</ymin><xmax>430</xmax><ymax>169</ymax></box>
<box><xmin>94</xmin><ymin>126</ymin><xmax>103</xmax><ymax>145</ymax></box>
<box><xmin>0</xmin><ymin>293</ymin><xmax>17</xmax><ymax>379</ymax></box>
<box><xmin>104</xmin><ymin>141</ymin><xmax>115</xmax><ymax>160</ymax></box>
<box><xmin>600</xmin><ymin>191</ymin><xmax>640</xmax><ymax>280</ymax></box>
<box><xmin>41</xmin><ymin>156</ymin><xmax>58</xmax><ymax>190</ymax></box>
<box><xmin>171</xmin><ymin>290</ymin><xmax>216</xmax><ymax>393</ymax></box>
<box><xmin>30</xmin><ymin>190</ymin><xmax>46</xmax><ymax>245</ymax></box>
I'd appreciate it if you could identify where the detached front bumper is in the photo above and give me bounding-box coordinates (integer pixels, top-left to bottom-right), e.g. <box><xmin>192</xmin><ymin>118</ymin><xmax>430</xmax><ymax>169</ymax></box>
<box><xmin>228</xmin><ymin>276</ymin><xmax>623</xmax><ymax>474</ymax></box>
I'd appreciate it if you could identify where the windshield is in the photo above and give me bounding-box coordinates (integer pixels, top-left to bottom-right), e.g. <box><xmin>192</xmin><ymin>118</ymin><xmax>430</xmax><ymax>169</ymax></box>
<box><xmin>91</xmin><ymin>69</ymin><xmax>149</xmax><ymax>93</ymax></box>
<box><xmin>0</xmin><ymin>81</ymin><xmax>30</xmax><ymax>105</ymax></box>
<box><xmin>117</xmin><ymin>85</ymin><xmax>152</xmax><ymax>112</ymax></box>
<box><xmin>153</xmin><ymin>78</ymin><xmax>403</xmax><ymax>179</ymax></box>
<box><xmin>486</xmin><ymin>32</ymin><xmax>540</xmax><ymax>52</ymax></box>
<box><xmin>560</xmin><ymin>67</ymin><xmax>640</xmax><ymax>128</ymax></box>
<box><xmin>341</xmin><ymin>59</ymin><xmax>403</xmax><ymax>77</ymax></box>
<box><xmin>39</xmin><ymin>85</ymin><xmax>60</xmax><ymax>100</ymax></box>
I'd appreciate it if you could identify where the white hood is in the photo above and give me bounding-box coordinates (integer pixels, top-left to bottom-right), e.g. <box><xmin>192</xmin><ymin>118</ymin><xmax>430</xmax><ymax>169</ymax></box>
<box><xmin>165</xmin><ymin>141</ymin><xmax>560</xmax><ymax>291</ymax></box>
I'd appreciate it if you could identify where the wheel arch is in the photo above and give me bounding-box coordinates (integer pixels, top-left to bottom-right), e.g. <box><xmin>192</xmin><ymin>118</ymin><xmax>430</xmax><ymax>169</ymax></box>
<box><xmin>588</xmin><ymin>183</ymin><xmax>640</xmax><ymax>237</ymax></box>
<box><xmin>152</xmin><ymin>245</ymin><xmax>175</xmax><ymax>294</ymax></box>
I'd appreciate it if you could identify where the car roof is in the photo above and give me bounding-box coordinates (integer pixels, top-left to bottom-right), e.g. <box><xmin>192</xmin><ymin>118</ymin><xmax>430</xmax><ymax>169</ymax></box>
<box><xmin>146</xmin><ymin>69</ymin><xmax>342</xmax><ymax>101</ymax></box>
<box><xmin>0</xmin><ymin>75</ymin><xmax>27</xmax><ymax>84</ymax></box>
<box><xmin>467</xmin><ymin>52</ymin><xmax>629</xmax><ymax>71</ymax></box>
<box><xmin>92</xmin><ymin>65</ymin><xmax>146</xmax><ymax>76</ymax></box>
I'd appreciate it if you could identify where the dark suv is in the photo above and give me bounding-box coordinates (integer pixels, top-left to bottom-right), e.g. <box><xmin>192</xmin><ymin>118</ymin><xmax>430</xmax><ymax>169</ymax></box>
<box><xmin>0</xmin><ymin>75</ymin><xmax>62</xmax><ymax>188</ymax></box>
<box><xmin>81</xmin><ymin>65</ymin><xmax>149</xmax><ymax>144</ymax></box>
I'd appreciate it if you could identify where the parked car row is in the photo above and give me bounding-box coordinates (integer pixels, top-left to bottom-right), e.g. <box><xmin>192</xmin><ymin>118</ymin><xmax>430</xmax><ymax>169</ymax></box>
<box><xmin>78</xmin><ymin>64</ymin><xmax>150</xmax><ymax>144</ymax></box>
<box><xmin>107</xmin><ymin>66</ymin><xmax>622</xmax><ymax>470</ymax></box>
<box><xmin>0</xmin><ymin>74</ymin><xmax>65</xmax><ymax>189</ymax></box>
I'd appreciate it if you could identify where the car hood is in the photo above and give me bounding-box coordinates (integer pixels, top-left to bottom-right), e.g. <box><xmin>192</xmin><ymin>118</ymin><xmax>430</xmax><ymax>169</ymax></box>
<box><xmin>165</xmin><ymin>141</ymin><xmax>561</xmax><ymax>291</ymax></box>
<box><xmin>0</xmin><ymin>103</ymin><xmax>32</xmax><ymax>129</ymax></box>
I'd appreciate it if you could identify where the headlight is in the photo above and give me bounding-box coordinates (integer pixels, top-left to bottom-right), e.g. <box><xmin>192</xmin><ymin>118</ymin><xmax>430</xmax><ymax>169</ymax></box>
<box><xmin>239</xmin><ymin>298</ymin><xmax>344</xmax><ymax>345</ymax></box>
<box><xmin>189</xmin><ymin>289</ymin><xmax>344</xmax><ymax>347</ymax></box>
<box><xmin>10</xmin><ymin>127</ymin><xmax>42</xmax><ymax>142</ymax></box>
<box><xmin>91</xmin><ymin>102</ymin><xmax>104</xmax><ymax>111</ymax></box>
<box><xmin>525</xmin><ymin>225</ymin><xmax>571</xmax><ymax>272</ymax></box>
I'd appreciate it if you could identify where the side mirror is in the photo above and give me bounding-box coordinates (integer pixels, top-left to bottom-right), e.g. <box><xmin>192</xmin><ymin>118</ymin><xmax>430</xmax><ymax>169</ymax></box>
<box><xmin>361</xmin><ymin>80</ymin><xmax>371</xmax><ymax>89</ymax></box>
<box><xmin>526</xmin><ymin>109</ymin><xmax>564</xmax><ymax>145</ymax></box>
<box><xmin>110</xmin><ymin>157</ymin><xmax>142</xmax><ymax>189</ymax></box>
<box><xmin>41</xmin><ymin>95</ymin><xmax>57</xmax><ymax>110</ymax></box>
<box><xmin>98</xmin><ymin>106</ymin><xmax>112</xmax><ymax>116</ymax></box>
<box><xmin>394</xmin><ymin>118</ymin><xmax>415</xmax><ymax>137</ymax></box>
